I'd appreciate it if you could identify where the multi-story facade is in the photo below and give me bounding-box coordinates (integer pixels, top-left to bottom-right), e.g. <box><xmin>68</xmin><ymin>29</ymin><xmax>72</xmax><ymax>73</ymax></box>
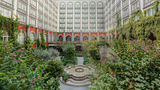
<box><xmin>0</xmin><ymin>0</ymin><xmax>58</xmax><ymax>43</ymax></box>
<box><xmin>104</xmin><ymin>0</ymin><xmax>157</xmax><ymax>32</ymax></box>
<box><xmin>0</xmin><ymin>0</ymin><xmax>58</xmax><ymax>31</ymax></box>
<box><xmin>0</xmin><ymin>0</ymin><xmax>157</xmax><ymax>43</ymax></box>
<box><xmin>56</xmin><ymin>0</ymin><xmax>104</xmax><ymax>32</ymax></box>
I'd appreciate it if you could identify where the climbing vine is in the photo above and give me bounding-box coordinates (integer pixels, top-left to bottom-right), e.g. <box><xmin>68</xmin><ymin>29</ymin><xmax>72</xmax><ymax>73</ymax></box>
<box><xmin>40</xmin><ymin>31</ymin><xmax>46</xmax><ymax>48</ymax></box>
<box><xmin>111</xmin><ymin>1</ymin><xmax>160</xmax><ymax>41</ymax></box>
<box><xmin>0</xmin><ymin>14</ymin><xmax>19</xmax><ymax>42</ymax></box>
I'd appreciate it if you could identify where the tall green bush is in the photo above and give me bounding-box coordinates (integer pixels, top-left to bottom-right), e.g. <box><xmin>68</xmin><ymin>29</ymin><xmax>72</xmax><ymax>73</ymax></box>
<box><xmin>61</xmin><ymin>42</ymin><xmax>77</xmax><ymax>65</ymax></box>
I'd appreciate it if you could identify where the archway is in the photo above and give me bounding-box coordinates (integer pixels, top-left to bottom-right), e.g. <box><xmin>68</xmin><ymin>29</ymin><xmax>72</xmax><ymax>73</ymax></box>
<box><xmin>66</xmin><ymin>35</ymin><xmax>72</xmax><ymax>41</ymax></box>
<box><xmin>100</xmin><ymin>35</ymin><xmax>105</xmax><ymax>40</ymax></box>
<box><xmin>30</xmin><ymin>32</ymin><xmax>36</xmax><ymax>42</ymax></box>
<box><xmin>17</xmin><ymin>30</ymin><xmax>25</xmax><ymax>44</ymax></box>
<box><xmin>91</xmin><ymin>35</ymin><xmax>97</xmax><ymax>40</ymax></box>
<box><xmin>74</xmin><ymin>35</ymin><xmax>80</xmax><ymax>42</ymax></box>
<box><xmin>58</xmin><ymin>35</ymin><xmax>63</xmax><ymax>41</ymax></box>
<box><xmin>83</xmin><ymin>36</ymin><xmax>88</xmax><ymax>41</ymax></box>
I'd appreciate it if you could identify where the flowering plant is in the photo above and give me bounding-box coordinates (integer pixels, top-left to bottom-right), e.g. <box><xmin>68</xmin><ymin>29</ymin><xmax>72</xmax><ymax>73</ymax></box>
<box><xmin>89</xmin><ymin>40</ymin><xmax>160</xmax><ymax>90</ymax></box>
<box><xmin>0</xmin><ymin>41</ymin><xmax>63</xmax><ymax>90</ymax></box>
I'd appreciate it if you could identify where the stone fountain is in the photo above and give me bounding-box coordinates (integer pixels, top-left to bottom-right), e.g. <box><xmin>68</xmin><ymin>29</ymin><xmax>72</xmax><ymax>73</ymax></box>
<box><xmin>61</xmin><ymin>65</ymin><xmax>94</xmax><ymax>86</ymax></box>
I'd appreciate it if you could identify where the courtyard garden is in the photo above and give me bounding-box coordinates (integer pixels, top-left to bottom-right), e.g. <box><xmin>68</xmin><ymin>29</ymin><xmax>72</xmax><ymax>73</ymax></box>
<box><xmin>0</xmin><ymin>1</ymin><xmax>160</xmax><ymax>90</ymax></box>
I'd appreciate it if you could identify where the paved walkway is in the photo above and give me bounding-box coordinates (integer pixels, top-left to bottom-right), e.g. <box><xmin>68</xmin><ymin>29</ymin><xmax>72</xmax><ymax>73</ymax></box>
<box><xmin>59</xmin><ymin>81</ymin><xmax>89</xmax><ymax>90</ymax></box>
<box><xmin>77</xmin><ymin>57</ymin><xmax>84</xmax><ymax>65</ymax></box>
<box><xmin>60</xmin><ymin>57</ymin><xmax>89</xmax><ymax>90</ymax></box>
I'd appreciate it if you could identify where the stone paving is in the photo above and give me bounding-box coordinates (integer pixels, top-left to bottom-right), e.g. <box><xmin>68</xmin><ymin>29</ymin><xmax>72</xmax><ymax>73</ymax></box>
<box><xmin>77</xmin><ymin>57</ymin><xmax>84</xmax><ymax>65</ymax></box>
<box><xmin>59</xmin><ymin>81</ymin><xmax>89</xmax><ymax>90</ymax></box>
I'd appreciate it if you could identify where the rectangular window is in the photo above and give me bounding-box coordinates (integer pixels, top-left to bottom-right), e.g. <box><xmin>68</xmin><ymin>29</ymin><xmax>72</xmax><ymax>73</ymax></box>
<box><xmin>30</xmin><ymin>0</ymin><xmax>36</xmax><ymax>7</ymax></box>
<box><xmin>38</xmin><ymin>21</ymin><xmax>43</xmax><ymax>27</ymax></box>
<box><xmin>29</xmin><ymin>18</ymin><xmax>36</xmax><ymax>26</ymax></box>
<box><xmin>39</xmin><ymin>5</ymin><xmax>43</xmax><ymax>11</ymax></box>
<box><xmin>30</xmin><ymin>8</ymin><xmax>36</xmax><ymax>16</ymax></box>
<box><xmin>0</xmin><ymin>7</ymin><xmax>11</xmax><ymax>17</ymax></box>
<box><xmin>3</xmin><ymin>0</ymin><xmax>12</xmax><ymax>4</ymax></box>
<box><xmin>18</xmin><ymin>2</ymin><xmax>27</xmax><ymax>11</ymax></box>
<box><xmin>18</xmin><ymin>13</ymin><xmax>26</xmax><ymax>22</ymax></box>
<box><xmin>132</xmin><ymin>2</ymin><xmax>139</xmax><ymax>11</ymax></box>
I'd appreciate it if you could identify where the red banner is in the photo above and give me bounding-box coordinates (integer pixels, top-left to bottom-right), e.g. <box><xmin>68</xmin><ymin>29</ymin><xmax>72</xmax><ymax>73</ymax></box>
<box><xmin>57</xmin><ymin>33</ymin><xmax>63</xmax><ymax>36</ymax></box>
<box><xmin>82</xmin><ymin>33</ymin><xmax>89</xmax><ymax>36</ymax></box>
<box><xmin>30</xmin><ymin>27</ymin><xmax>36</xmax><ymax>33</ymax></box>
<box><xmin>18</xmin><ymin>25</ymin><xmax>27</xmax><ymax>32</ymax></box>
<box><xmin>65</xmin><ymin>33</ymin><xmax>72</xmax><ymax>36</ymax></box>
<box><xmin>91</xmin><ymin>32</ymin><xmax>97</xmax><ymax>36</ymax></box>
<box><xmin>45</xmin><ymin>31</ymin><xmax>48</xmax><ymax>34</ymax></box>
<box><xmin>74</xmin><ymin>33</ymin><xmax>80</xmax><ymax>36</ymax></box>
<box><xmin>38</xmin><ymin>29</ymin><xmax>42</xmax><ymax>32</ymax></box>
<box><xmin>99</xmin><ymin>32</ymin><xmax>106</xmax><ymax>36</ymax></box>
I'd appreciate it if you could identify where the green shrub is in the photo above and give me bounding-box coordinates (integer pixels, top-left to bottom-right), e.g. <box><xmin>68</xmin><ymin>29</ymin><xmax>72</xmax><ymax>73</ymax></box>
<box><xmin>62</xmin><ymin>72</ymin><xmax>70</xmax><ymax>82</ymax></box>
<box><xmin>0</xmin><ymin>41</ymin><xmax>62</xmax><ymax>90</ymax></box>
<box><xmin>83</xmin><ymin>40</ymin><xmax>109</xmax><ymax>61</ymax></box>
<box><xmin>44</xmin><ymin>60</ymin><xmax>63</xmax><ymax>79</ymax></box>
<box><xmin>33</xmin><ymin>48</ymin><xmax>59</xmax><ymax>60</ymax></box>
<box><xmin>89</xmin><ymin>40</ymin><xmax>160</xmax><ymax>90</ymax></box>
<box><xmin>61</xmin><ymin>42</ymin><xmax>77</xmax><ymax>65</ymax></box>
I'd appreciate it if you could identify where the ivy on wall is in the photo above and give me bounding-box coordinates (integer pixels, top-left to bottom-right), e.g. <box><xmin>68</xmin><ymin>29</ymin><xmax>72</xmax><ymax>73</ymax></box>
<box><xmin>0</xmin><ymin>14</ymin><xmax>19</xmax><ymax>42</ymax></box>
<box><xmin>111</xmin><ymin>0</ymin><xmax>160</xmax><ymax>41</ymax></box>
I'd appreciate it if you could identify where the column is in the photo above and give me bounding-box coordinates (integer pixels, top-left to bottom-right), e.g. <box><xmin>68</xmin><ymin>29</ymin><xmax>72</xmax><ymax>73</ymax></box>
<box><xmin>27</xmin><ymin>0</ymin><xmax>30</xmax><ymax>25</ymax></box>
<box><xmin>121</xmin><ymin>0</ymin><xmax>123</xmax><ymax>25</ymax></box>
<box><xmin>97</xmin><ymin>32</ymin><xmax>100</xmax><ymax>40</ymax></box>
<box><xmin>89</xmin><ymin>32</ymin><xmax>91</xmax><ymax>40</ymax></box>
<box><xmin>72</xmin><ymin>32</ymin><xmax>74</xmax><ymax>42</ymax></box>
<box><xmin>140</xmin><ymin>0</ymin><xmax>144</xmax><ymax>12</ymax></box>
<box><xmin>80</xmin><ymin>2</ymin><xmax>82</xmax><ymax>32</ymax></box>
<box><xmin>73</xmin><ymin>3</ymin><xmax>75</xmax><ymax>32</ymax></box>
<box><xmin>27</xmin><ymin>26</ymin><xmax>30</xmax><ymax>37</ymax></box>
<box><xmin>88</xmin><ymin>2</ymin><xmax>90</xmax><ymax>32</ymax></box>
<box><xmin>36</xmin><ymin>0</ymin><xmax>38</xmax><ymax>27</ymax></box>
<box><xmin>48</xmin><ymin>31</ymin><xmax>50</xmax><ymax>42</ymax></box>
<box><xmin>129</xmin><ymin>0</ymin><xmax>131</xmax><ymax>17</ymax></box>
<box><xmin>96</xmin><ymin>2</ymin><xmax>97</xmax><ymax>32</ymax></box>
<box><xmin>12</xmin><ymin>0</ymin><xmax>17</xmax><ymax>19</ymax></box>
<box><xmin>57</xmin><ymin>3</ymin><xmax>60</xmax><ymax>32</ymax></box>
<box><xmin>63</xmin><ymin>32</ymin><xmax>66</xmax><ymax>42</ymax></box>
<box><xmin>111</xmin><ymin>1</ymin><xmax>113</xmax><ymax>29</ymax></box>
<box><xmin>65</xmin><ymin>3</ymin><xmax>67</xmax><ymax>32</ymax></box>
<box><xmin>36</xmin><ymin>28</ymin><xmax>38</xmax><ymax>39</ymax></box>
<box><xmin>55</xmin><ymin>32</ymin><xmax>57</xmax><ymax>42</ymax></box>
<box><xmin>80</xmin><ymin>32</ymin><xmax>82</xmax><ymax>42</ymax></box>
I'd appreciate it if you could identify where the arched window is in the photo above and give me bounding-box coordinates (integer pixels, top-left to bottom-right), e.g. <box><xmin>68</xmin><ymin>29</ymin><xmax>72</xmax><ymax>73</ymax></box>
<box><xmin>30</xmin><ymin>32</ymin><xmax>35</xmax><ymax>42</ymax></box>
<box><xmin>17</xmin><ymin>30</ymin><xmax>25</xmax><ymax>44</ymax></box>
<box><xmin>90</xmin><ymin>1</ymin><xmax>96</xmax><ymax>9</ymax></box>
<box><xmin>38</xmin><ymin>32</ymin><xmax>42</xmax><ymax>41</ymax></box>
<box><xmin>82</xmin><ymin>2</ymin><xmax>88</xmax><ymax>9</ymax></box>
<box><xmin>74</xmin><ymin>35</ymin><xmax>80</xmax><ymax>41</ymax></box>
<box><xmin>66</xmin><ymin>35</ymin><xmax>72</xmax><ymax>41</ymax></box>
<box><xmin>58</xmin><ymin>35</ymin><xmax>63</xmax><ymax>41</ymax></box>
<box><xmin>67</xmin><ymin>2</ymin><xmax>73</xmax><ymax>8</ymax></box>
<box><xmin>60</xmin><ymin>2</ymin><xmax>65</xmax><ymax>8</ymax></box>
<box><xmin>83</xmin><ymin>36</ymin><xmax>88</xmax><ymax>41</ymax></box>
<box><xmin>92</xmin><ymin>36</ymin><xmax>97</xmax><ymax>40</ymax></box>
<box><xmin>75</xmin><ymin>2</ymin><xmax>81</xmax><ymax>8</ymax></box>
<box><xmin>100</xmin><ymin>36</ymin><xmax>105</xmax><ymax>40</ymax></box>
